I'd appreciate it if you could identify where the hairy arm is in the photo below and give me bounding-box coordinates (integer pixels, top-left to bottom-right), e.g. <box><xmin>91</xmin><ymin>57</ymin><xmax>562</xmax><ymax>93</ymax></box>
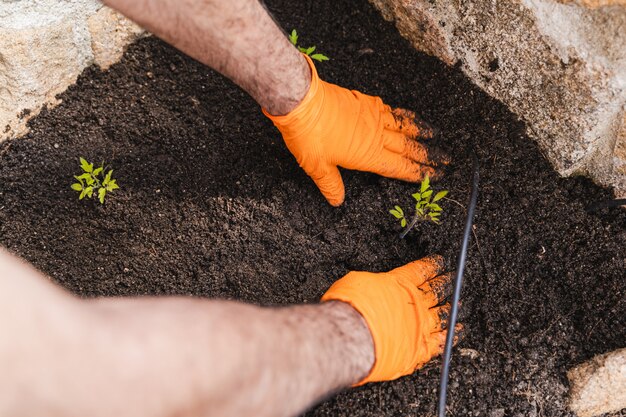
<box><xmin>0</xmin><ymin>250</ymin><xmax>373</xmax><ymax>417</ymax></box>
<box><xmin>102</xmin><ymin>0</ymin><xmax>310</xmax><ymax>115</ymax></box>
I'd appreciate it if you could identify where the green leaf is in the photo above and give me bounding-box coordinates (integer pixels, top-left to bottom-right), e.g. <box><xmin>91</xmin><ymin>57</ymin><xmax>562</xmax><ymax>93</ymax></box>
<box><xmin>430</xmin><ymin>212</ymin><xmax>441</xmax><ymax>223</ymax></box>
<box><xmin>420</xmin><ymin>175</ymin><xmax>430</xmax><ymax>193</ymax></box>
<box><xmin>105</xmin><ymin>170</ymin><xmax>113</xmax><ymax>183</ymax></box>
<box><xmin>92</xmin><ymin>167</ymin><xmax>103</xmax><ymax>176</ymax></box>
<box><xmin>412</xmin><ymin>192</ymin><xmax>421</xmax><ymax>201</ymax></box>
<box><xmin>311</xmin><ymin>54</ymin><xmax>329</xmax><ymax>62</ymax></box>
<box><xmin>79</xmin><ymin>157</ymin><xmax>94</xmax><ymax>173</ymax></box>
<box><xmin>298</xmin><ymin>46</ymin><xmax>307</xmax><ymax>53</ymax></box>
<box><xmin>71</xmin><ymin>183</ymin><xmax>83</xmax><ymax>191</ymax></box>
<box><xmin>98</xmin><ymin>188</ymin><xmax>106</xmax><ymax>204</ymax></box>
<box><xmin>306</xmin><ymin>46</ymin><xmax>316</xmax><ymax>55</ymax></box>
<box><xmin>106</xmin><ymin>181</ymin><xmax>119</xmax><ymax>192</ymax></box>
<box><xmin>422</xmin><ymin>189</ymin><xmax>433</xmax><ymax>201</ymax></box>
<box><xmin>85</xmin><ymin>186</ymin><xmax>94</xmax><ymax>198</ymax></box>
<box><xmin>433</xmin><ymin>190</ymin><xmax>448</xmax><ymax>202</ymax></box>
<box><xmin>390</xmin><ymin>209</ymin><xmax>402</xmax><ymax>219</ymax></box>
<box><xmin>79</xmin><ymin>189</ymin><xmax>87</xmax><ymax>200</ymax></box>
<box><xmin>77</xmin><ymin>173</ymin><xmax>91</xmax><ymax>181</ymax></box>
<box><xmin>289</xmin><ymin>29</ymin><xmax>298</xmax><ymax>45</ymax></box>
<box><xmin>429</xmin><ymin>203</ymin><xmax>443</xmax><ymax>212</ymax></box>
<box><xmin>394</xmin><ymin>206</ymin><xmax>404</xmax><ymax>216</ymax></box>
<box><xmin>400</xmin><ymin>218</ymin><xmax>407</xmax><ymax>228</ymax></box>
<box><xmin>85</xmin><ymin>176</ymin><xmax>95</xmax><ymax>186</ymax></box>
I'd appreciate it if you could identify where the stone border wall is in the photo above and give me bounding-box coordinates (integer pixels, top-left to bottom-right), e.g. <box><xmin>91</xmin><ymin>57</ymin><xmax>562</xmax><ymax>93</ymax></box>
<box><xmin>0</xmin><ymin>1</ymin><xmax>144</xmax><ymax>141</ymax></box>
<box><xmin>369</xmin><ymin>0</ymin><xmax>626</xmax><ymax>197</ymax></box>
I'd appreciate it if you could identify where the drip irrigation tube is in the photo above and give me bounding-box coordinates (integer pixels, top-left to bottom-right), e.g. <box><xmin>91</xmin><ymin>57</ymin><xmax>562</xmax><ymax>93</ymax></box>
<box><xmin>437</xmin><ymin>156</ymin><xmax>480</xmax><ymax>417</ymax></box>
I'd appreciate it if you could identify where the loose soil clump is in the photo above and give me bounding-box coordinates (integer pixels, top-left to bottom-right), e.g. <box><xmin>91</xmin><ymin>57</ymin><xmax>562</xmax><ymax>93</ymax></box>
<box><xmin>0</xmin><ymin>0</ymin><xmax>624</xmax><ymax>415</ymax></box>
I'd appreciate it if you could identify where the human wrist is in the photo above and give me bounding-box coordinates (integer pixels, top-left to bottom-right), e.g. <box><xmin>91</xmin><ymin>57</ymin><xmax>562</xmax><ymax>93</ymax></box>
<box><xmin>262</xmin><ymin>54</ymin><xmax>319</xmax><ymax>127</ymax></box>
<box><xmin>263</xmin><ymin>52</ymin><xmax>312</xmax><ymax>116</ymax></box>
<box><xmin>321</xmin><ymin>301</ymin><xmax>375</xmax><ymax>387</ymax></box>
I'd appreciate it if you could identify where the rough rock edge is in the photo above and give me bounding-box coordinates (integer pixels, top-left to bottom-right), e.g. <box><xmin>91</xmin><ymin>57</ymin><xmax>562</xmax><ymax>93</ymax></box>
<box><xmin>368</xmin><ymin>0</ymin><xmax>626</xmax><ymax>199</ymax></box>
<box><xmin>567</xmin><ymin>348</ymin><xmax>626</xmax><ymax>417</ymax></box>
<box><xmin>0</xmin><ymin>6</ymin><xmax>144</xmax><ymax>143</ymax></box>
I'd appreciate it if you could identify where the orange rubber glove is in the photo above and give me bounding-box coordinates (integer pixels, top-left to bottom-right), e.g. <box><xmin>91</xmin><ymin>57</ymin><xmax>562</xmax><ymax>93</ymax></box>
<box><xmin>321</xmin><ymin>255</ymin><xmax>462</xmax><ymax>385</ymax></box>
<box><xmin>263</xmin><ymin>55</ymin><xmax>447</xmax><ymax>206</ymax></box>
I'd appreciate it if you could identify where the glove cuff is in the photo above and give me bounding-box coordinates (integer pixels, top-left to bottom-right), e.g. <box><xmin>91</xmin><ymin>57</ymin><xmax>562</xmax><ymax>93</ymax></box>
<box><xmin>321</xmin><ymin>272</ymin><xmax>423</xmax><ymax>386</ymax></box>
<box><xmin>262</xmin><ymin>54</ymin><xmax>323</xmax><ymax>138</ymax></box>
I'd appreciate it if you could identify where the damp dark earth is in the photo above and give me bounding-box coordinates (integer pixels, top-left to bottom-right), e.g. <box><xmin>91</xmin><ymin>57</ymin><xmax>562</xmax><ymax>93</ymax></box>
<box><xmin>0</xmin><ymin>0</ymin><xmax>624</xmax><ymax>415</ymax></box>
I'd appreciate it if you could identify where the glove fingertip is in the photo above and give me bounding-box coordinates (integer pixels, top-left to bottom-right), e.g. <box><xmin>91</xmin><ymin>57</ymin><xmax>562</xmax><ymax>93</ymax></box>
<box><xmin>312</xmin><ymin>166</ymin><xmax>345</xmax><ymax>207</ymax></box>
<box><xmin>325</xmin><ymin>191</ymin><xmax>345</xmax><ymax>207</ymax></box>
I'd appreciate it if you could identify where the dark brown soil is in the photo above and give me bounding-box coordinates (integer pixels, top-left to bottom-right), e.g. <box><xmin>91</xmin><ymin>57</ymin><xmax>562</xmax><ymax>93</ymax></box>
<box><xmin>1</xmin><ymin>0</ymin><xmax>624</xmax><ymax>415</ymax></box>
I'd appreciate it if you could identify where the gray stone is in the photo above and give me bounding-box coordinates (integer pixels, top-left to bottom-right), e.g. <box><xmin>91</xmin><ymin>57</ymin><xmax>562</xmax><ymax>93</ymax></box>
<box><xmin>0</xmin><ymin>1</ymin><xmax>143</xmax><ymax>141</ymax></box>
<box><xmin>567</xmin><ymin>348</ymin><xmax>626</xmax><ymax>416</ymax></box>
<box><xmin>369</xmin><ymin>0</ymin><xmax>626</xmax><ymax>197</ymax></box>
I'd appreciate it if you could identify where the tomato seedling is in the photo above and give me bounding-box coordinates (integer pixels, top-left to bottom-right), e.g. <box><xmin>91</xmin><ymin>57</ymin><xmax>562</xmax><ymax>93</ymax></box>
<box><xmin>71</xmin><ymin>157</ymin><xmax>119</xmax><ymax>204</ymax></box>
<box><xmin>289</xmin><ymin>29</ymin><xmax>329</xmax><ymax>62</ymax></box>
<box><xmin>390</xmin><ymin>175</ymin><xmax>448</xmax><ymax>238</ymax></box>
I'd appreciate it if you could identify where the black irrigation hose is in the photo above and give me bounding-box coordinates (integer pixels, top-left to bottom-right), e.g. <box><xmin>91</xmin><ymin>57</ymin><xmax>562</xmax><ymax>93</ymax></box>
<box><xmin>437</xmin><ymin>156</ymin><xmax>480</xmax><ymax>417</ymax></box>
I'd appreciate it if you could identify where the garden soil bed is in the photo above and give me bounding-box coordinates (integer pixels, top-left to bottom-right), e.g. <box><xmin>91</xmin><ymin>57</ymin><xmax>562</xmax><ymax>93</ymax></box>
<box><xmin>1</xmin><ymin>0</ymin><xmax>625</xmax><ymax>415</ymax></box>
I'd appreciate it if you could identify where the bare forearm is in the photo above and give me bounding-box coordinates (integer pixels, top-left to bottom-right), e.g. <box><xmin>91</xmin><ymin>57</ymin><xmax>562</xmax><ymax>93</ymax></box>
<box><xmin>0</xmin><ymin>250</ymin><xmax>373</xmax><ymax>417</ymax></box>
<box><xmin>102</xmin><ymin>0</ymin><xmax>310</xmax><ymax>115</ymax></box>
<box><xmin>84</xmin><ymin>298</ymin><xmax>373</xmax><ymax>417</ymax></box>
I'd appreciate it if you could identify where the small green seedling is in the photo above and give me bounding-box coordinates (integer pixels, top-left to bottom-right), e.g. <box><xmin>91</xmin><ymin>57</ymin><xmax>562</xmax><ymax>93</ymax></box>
<box><xmin>71</xmin><ymin>157</ymin><xmax>119</xmax><ymax>204</ymax></box>
<box><xmin>389</xmin><ymin>175</ymin><xmax>448</xmax><ymax>238</ymax></box>
<box><xmin>289</xmin><ymin>29</ymin><xmax>329</xmax><ymax>62</ymax></box>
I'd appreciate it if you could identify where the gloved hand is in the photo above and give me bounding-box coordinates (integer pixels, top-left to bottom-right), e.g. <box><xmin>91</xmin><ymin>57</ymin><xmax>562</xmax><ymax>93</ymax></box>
<box><xmin>321</xmin><ymin>255</ymin><xmax>462</xmax><ymax>385</ymax></box>
<box><xmin>263</xmin><ymin>55</ymin><xmax>447</xmax><ymax>207</ymax></box>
